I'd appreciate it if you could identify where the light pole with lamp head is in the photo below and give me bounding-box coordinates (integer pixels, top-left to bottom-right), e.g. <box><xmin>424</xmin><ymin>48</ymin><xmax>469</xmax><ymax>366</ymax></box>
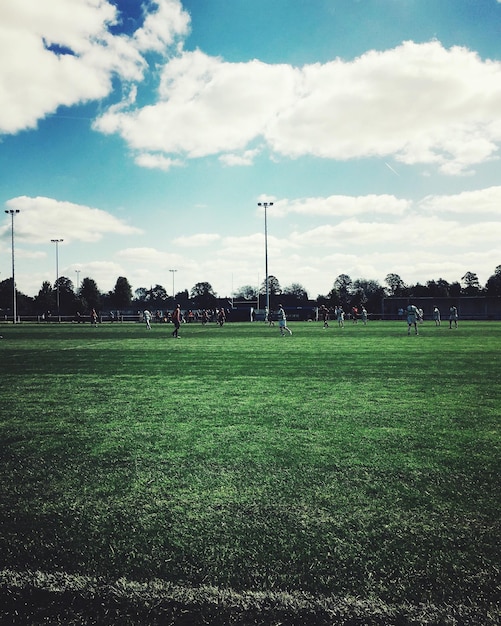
<box><xmin>257</xmin><ymin>202</ymin><xmax>273</xmax><ymax>319</ymax></box>
<box><xmin>51</xmin><ymin>239</ymin><xmax>64</xmax><ymax>321</ymax></box>
<box><xmin>169</xmin><ymin>269</ymin><xmax>177</xmax><ymax>300</ymax></box>
<box><xmin>75</xmin><ymin>269</ymin><xmax>80</xmax><ymax>294</ymax></box>
<box><xmin>4</xmin><ymin>209</ymin><xmax>20</xmax><ymax>323</ymax></box>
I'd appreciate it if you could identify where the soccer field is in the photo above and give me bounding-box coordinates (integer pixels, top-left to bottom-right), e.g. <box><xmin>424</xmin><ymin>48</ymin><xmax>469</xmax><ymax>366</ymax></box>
<box><xmin>0</xmin><ymin>321</ymin><xmax>500</xmax><ymax>624</ymax></box>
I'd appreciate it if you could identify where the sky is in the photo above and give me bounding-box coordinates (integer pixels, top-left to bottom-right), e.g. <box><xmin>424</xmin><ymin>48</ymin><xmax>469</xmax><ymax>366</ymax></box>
<box><xmin>1</xmin><ymin>0</ymin><xmax>501</xmax><ymax>301</ymax></box>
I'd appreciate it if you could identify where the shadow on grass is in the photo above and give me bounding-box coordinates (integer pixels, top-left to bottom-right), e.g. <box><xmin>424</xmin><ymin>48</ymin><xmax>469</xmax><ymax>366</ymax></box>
<box><xmin>1</xmin><ymin>569</ymin><xmax>499</xmax><ymax>625</ymax></box>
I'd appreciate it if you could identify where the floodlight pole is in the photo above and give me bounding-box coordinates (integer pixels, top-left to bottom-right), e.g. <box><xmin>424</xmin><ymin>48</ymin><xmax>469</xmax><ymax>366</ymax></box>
<box><xmin>257</xmin><ymin>202</ymin><xmax>273</xmax><ymax>317</ymax></box>
<box><xmin>75</xmin><ymin>269</ymin><xmax>80</xmax><ymax>293</ymax></box>
<box><xmin>5</xmin><ymin>209</ymin><xmax>20</xmax><ymax>323</ymax></box>
<box><xmin>51</xmin><ymin>239</ymin><xmax>63</xmax><ymax>322</ymax></box>
<box><xmin>169</xmin><ymin>269</ymin><xmax>177</xmax><ymax>299</ymax></box>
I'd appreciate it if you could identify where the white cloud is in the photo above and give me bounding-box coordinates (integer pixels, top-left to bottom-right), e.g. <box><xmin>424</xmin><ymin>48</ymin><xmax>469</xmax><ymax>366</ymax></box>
<box><xmin>95</xmin><ymin>50</ymin><xmax>298</xmax><ymax>157</ymax></box>
<box><xmin>133</xmin><ymin>0</ymin><xmax>190</xmax><ymax>53</ymax></box>
<box><xmin>290</xmin><ymin>220</ymin><xmax>405</xmax><ymax>247</ymax></box>
<box><xmin>70</xmin><ymin>260</ymin><xmax>125</xmax><ymax>288</ymax></box>
<box><xmin>270</xmin><ymin>194</ymin><xmax>410</xmax><ymax>217</ymax></box>
<box><xmin>418</xmin><ymin>185</ymin><xmax>501</xmax><ymax>214</ymax></box>
<box><xmin>4</xmin><ymin>2</ymin><xmax>501</xmax><ymax>176</ymax></box>
<box><xmin>219</xmin><ymin>148</ymin><xmax>261</xmax><ymax>167</ymax></box>
<box><xmin>115</xmin><ymin>246</ymin><xmax>199</xmax><ymax>271</ymax></box>
<box><xmin>0</xmin><ymin>0</ymin><xmax>188</xmax><ymax>134</ymax></box>
<box><xmin>2</xmin><ymin>196</ymin><xmax>142</xmax><ymax>243</ymax></box>
<box><xmin>289</xmin><ymin>214</ymin><xmax>501</xmax><ymax>250</ymax></box>
<box><xmin>134</xmin><ymin>152</ymin><xmax>184</xmax><ymax>170</ymax></box>
<box><xmin>173</xmin><ymin>233</ymin><xmax>222</xmax><ymax>247</ymax></box>
<box><xmin>267</xmin><ymin>41</ymin><xmax>501</xmax><ymax>174</ymax></box>
<box><xmin>116</xmin><ymin>247</ymin><xmax>177</xmax><ymax>264</ymax></box>
<box><xmin>95</xmin><ymin>40</ymin><xmax>501</xmax><ymax>174</ymax></box>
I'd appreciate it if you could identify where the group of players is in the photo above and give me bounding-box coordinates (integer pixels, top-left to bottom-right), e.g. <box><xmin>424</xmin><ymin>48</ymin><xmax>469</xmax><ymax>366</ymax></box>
<box><xmin>139</xmin><ymin>302</ymin><xmax>459</xmax><ymax>338</ymax></box>
<box><xmin>404</xmin><ymin>304</ymin><xmax>458</xmax><ymax>335</ymax></box>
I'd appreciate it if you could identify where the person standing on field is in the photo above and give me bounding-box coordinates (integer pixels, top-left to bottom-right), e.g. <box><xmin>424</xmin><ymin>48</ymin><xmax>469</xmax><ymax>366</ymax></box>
<box><xmin>449</xmin><ymin>305</ymin><xmax>458</xmax><ymax>329</ymax></box>
<box><xmin>171</xmin><ymin>304</ymin><xmax>182</xmax><ymax>338</ymax></box>
<box><xmin>361</xmin><ymin>306</ymin><xmax>368</xmax><ymax>325</ymax></box>
<box><xmin>277</xmin><ymin>304</ymin><xmax>292</xmax><ymax>336</ymax></box>
<box><xmin>433</xmin><ymin>306</ymin><xmax>441</xmax><ymax>326</ymax></box>
<box><xmin>143</xmin><ymin>309</ymin><xmax>152</xmax><ymax>330</ymax></box>
<box><xmin>320</xmin><ymin>304</ymin><xmax>329</xmax><ymax>328</ymax></box>
<box><xmin>406</xmin><ymin>303</ymin><xmax>419</xmax><ymax>335</ymax></box>
<box><xmin>336</xmin><ymin>306</ymin><xmax>345</xmax><ymax>328</ymax></box>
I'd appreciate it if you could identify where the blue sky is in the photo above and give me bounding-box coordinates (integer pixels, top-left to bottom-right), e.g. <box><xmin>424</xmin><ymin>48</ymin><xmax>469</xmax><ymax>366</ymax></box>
<box><xmin>1</xmin><ymin>0</ymin><xmax>501</xmax><ymax>300</ymax></box>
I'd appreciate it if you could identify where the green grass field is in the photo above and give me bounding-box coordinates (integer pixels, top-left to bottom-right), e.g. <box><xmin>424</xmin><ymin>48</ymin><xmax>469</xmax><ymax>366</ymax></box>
<box><xmin>0</xmin><ymin>320</ymin><xmax>499</xmax><ymax>624</ymax></box>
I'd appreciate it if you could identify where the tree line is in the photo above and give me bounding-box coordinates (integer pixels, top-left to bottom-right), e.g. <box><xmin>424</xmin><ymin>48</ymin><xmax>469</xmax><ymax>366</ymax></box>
<box><xmin>0</xmin><ymin>266</ymin><xmax>500</xmax><ymax>316</ymax></box>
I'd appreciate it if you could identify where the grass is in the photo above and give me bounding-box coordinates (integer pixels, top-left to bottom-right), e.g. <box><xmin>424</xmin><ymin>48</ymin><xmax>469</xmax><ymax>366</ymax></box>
<box><xmin>0</xmin><ymin>320</ymin><xmax>500</xmax><ymax>624</ymax></box>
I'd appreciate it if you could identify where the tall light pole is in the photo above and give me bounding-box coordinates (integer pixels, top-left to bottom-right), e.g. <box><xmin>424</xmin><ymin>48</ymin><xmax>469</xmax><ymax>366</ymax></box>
<box><xmin>51</xmin><ymin>239</ymin><xmax>63</xmax><ymax>321</ymax></box>
<box><xmin>75</xmin><ymin>269</ymin><xmax>80</xmax><ymax>294</ymax></box>
<box><xmin>257</xmin><ymin>202</ymin><xmax>273</xmax><ymax>316</ymax></box>
<box><xmin>169</xmin><ymin>269</ymin><xmax>177</xmax><ymax>299</ymax></box>
<box><xmin>4</xmin><ymin>209</ymin><xmax>20</xmax><ymax>323</ymax></box>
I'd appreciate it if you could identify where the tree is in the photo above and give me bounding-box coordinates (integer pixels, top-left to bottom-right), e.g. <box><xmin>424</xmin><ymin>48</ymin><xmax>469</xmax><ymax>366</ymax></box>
<box><xmin>316</xmin><ymin>294</ymin><xmax>330</xmax><ymax>306</ymax></box>
<box><xmin>234</xmin><ymin>285</ymin><xmax>258</xmax><ymax>301</ymax></box>
<box><xmin>260</xmin><ymin>275</ymin><xmax>282</xmax><ymax>297</ymax></box>
<box><xmin>80</xmin><ymin>277</ymin><xmax>101</xmax><ymax>311</ymax></box>
<box><xmin>461</xmin><ymin>271</ymin><xmax>481</xmax><ymax>295</ymax></box>
<box><xmin>33</xmin><ymin>280</ymin><xmax>55</xmax><ymax>314</ymax></box>
<box><xmin>283</xmin><ymin>283</ymin><xmax>308</xmax><ymax>302</ymax></box>
<box><xmin>0</xmin><ymin>278</ymin><xmax>33</xmax><ymax>315</ymax></box>
<box><xmin>332</xmin><ymin>274</ymin><xmax>353</xmax><ymax>305</ymax></box>
<box><xmin>426</xmin><ymin>278</ymin><xmax>450</xmax><ymax>298</ymax></box>
<box><xmin>410</xmin><ymin>283</ymin><xmax>430</xmax><ymax>298</ymax></box>
<box><xmin>174</xmin><ymin>289</ymin><xmax>190</xmax><ymax>308</ymax></box>
<box><xmin>352</xmin><ymin>278</ymin><xmax>385</xmax><ymax>312</ymax></box>
<box><xmin>134</xmin><ymin>287</ymin><xmax>148</xmax><ymax>303</ymax></box>
<box><xmin>0</xmin><ymin>278</ymin><xmax>13</xmax><ymax>311</ymax></box>
<box><xmin>112</xmin><ymin>277</ymin><xmax>133</xmax><ymax>309</ymax></box>
<box><xmin>152</xmin><ymin>284</ymin><xmax>169</xmax><ymax>304</ymax></box>
<box><xmin>190</xmin><ymin>282</ymin><xmax>217</xmax><ymax>308</ymax></box>
<box><xmin>54</xmin><ymin>276</ymin><xmax>76</xmax><ymax>314</ymax></box>
<box><xmin>485</xmin><ymin>265</ymin><xmax>501</xmax><ymax>296</ymax></box>
<box><xmin>385</xmin><ymin>273</ymin><xmax>406</xmax><ymax>297</ymax></box>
